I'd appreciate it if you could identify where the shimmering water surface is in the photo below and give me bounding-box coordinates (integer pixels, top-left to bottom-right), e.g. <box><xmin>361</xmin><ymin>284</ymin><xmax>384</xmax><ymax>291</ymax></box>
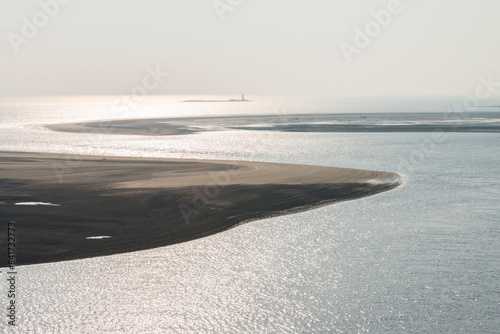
<box><xmin>1</xmin><ymin>96</ymin><xmax>499</xmax><ymax>333</ymax></box>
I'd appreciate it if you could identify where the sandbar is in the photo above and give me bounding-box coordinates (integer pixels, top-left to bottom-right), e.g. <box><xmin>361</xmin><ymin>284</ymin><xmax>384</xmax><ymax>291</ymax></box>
<box><xmin>45</xmin><ymin>112</ymin><xmax>500</xmax><ymax>136</ymax></box>
<box><xmin>0</xmin><ymin>151</ymin><xmax>402</xmax><ymax>265</ymax></box>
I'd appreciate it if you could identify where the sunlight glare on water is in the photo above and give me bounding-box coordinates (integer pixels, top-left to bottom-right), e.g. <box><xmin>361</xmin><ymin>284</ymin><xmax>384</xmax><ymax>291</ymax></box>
<box><xmin>1</xmin><ymin>96</ymin><xmax>499</xmax><ymax>333</ymax></box>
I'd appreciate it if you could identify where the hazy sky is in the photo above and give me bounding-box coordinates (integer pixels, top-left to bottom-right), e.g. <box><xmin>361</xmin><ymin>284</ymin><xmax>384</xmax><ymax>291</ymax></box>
<box><xmin>1</xmin><ymin>0</ymin><xmax>499</xmax><ymax>97</ymax></box>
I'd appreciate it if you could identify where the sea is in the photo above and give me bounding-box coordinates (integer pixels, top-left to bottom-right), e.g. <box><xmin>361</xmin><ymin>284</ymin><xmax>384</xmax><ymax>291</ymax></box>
<box><xmin>1</xmin><ymin>95</ymin><xmax>499</xmax><ymax>333</ymax></box>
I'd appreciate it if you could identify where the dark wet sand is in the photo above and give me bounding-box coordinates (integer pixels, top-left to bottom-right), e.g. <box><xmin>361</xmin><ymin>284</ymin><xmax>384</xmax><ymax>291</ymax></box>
<box><xmin>45</xmin><ymin>112</ymin><xmax>500</xmax><ymax>136</ymax></box>
<box><xmin>0</xmin><ymin>151</ymin><xmax>401</xmax><ymax>266</ymax></box>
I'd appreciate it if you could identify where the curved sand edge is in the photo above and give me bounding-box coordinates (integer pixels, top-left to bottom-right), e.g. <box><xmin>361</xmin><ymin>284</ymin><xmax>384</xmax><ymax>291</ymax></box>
<box><xmin>44</xmin><ymin>112</ymin><xmax>500</xmax><ymax>136</ymax></box>
<box><xmin>45</xmin><ymin>119</ymin><xmax>199</xmax><ymax>136</ymax></box>
<box><xmin>0</xmin><ymin>151</ymin><xmax>402</xmax><ymax>265</ymax></box>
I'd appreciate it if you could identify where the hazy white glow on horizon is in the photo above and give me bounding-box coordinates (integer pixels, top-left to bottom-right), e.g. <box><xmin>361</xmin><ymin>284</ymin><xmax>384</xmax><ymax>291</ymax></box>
<box><xmin>1</xmin><ymin>0</ymin><xmax>499</xmax><ymax>97</ymax></box>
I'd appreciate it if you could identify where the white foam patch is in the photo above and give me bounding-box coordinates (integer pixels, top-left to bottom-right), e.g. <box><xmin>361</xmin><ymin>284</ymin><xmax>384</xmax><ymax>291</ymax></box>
<box><xmin>86</xmin><ymin>236</ymin><xmax>112</xmax><ymax>240</ymax></box>
<box><xmin>15</xmin><ymin>202</ymin><xmax>61</xmax><ymax>206</ymax></box>
<box><xmin>365</xmin><ymin>173</ymin><xmax>407</xmax><ymax>187</ymax></box>
<box><xmin>396</xmin><ymin>173</ymin><xmax>408</xmax><ymax>186</ymax></box>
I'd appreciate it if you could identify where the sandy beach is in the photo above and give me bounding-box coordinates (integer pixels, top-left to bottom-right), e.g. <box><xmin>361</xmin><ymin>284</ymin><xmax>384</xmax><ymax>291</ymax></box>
<box><xmin>1</xmin><ymin>151</ymin><xmax>401</xmax><ymax>265</ymax></box>
<box><xmin>45</xmin><ymin>112</ymin><xmax>500</xmax><ymax>136</ymax></box>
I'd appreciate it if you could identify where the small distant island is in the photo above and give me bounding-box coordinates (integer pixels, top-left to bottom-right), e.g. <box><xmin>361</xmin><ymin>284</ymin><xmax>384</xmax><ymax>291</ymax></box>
<box><xmin>183</xmin><ymin>93</ymin><xmax>251</xmax><ymax>102</ymax></box>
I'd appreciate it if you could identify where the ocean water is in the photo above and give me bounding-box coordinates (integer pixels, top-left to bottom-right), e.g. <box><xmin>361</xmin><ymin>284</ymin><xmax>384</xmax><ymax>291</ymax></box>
<box><xmin>1</xmin><ymin>96</ymin><xmax>499</xmax><ymax>333</ymax></box>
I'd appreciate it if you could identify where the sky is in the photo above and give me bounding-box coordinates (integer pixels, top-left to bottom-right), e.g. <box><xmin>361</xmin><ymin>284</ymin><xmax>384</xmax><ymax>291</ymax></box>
<box><xmin>1</xmin><ymin>0</ymin><xmax>499</xmax><ymax>97</ymax></box>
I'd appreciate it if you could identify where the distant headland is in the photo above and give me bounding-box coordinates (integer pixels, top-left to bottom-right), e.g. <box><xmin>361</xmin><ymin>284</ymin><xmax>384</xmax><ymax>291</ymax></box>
<box><xmin>183</xmin><ymin>93</ymin><xmax>251</xmax><ymax>102</ymax></box>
